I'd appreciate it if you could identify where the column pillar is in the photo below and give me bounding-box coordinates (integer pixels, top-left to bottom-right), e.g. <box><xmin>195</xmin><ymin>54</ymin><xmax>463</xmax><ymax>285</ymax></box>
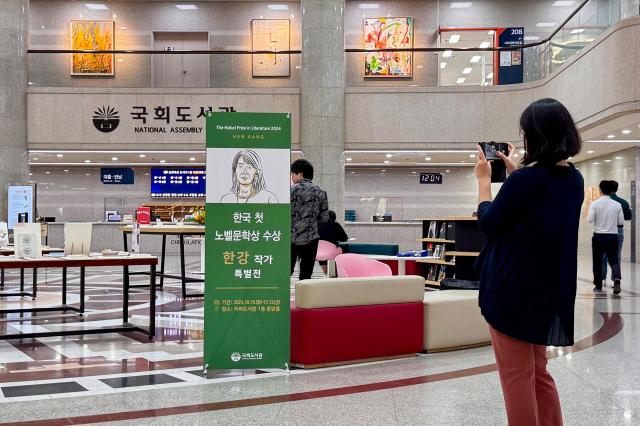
<box><xmin>0</xmin><ymin>0</ymin><xmax>29</xmax><ymax>221</ymax></box>
<box><xmin>300</xmin><ymin>0</ymin><xmax>345</xmax><ymax>218</ymax></box>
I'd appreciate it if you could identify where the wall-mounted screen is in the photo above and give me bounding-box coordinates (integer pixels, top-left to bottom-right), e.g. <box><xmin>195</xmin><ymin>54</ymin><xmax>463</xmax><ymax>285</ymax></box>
<box><xmin>150</xmin><ymin>168</ymin><xmax>206</xmax><ymax>198</ymax></box>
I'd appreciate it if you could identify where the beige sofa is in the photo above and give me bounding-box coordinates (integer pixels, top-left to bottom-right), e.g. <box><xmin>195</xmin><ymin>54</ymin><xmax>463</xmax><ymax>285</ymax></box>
<box><xmin>422</xmin><ymin>290</ymin><xmax>491</xmax><ymax>352</ymax></box>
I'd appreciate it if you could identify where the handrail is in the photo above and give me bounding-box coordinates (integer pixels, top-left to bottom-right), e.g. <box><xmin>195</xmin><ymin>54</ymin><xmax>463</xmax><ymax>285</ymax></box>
<box><xmin>27</xmin><ymin>0</ymin><xmax>589</xmax><ymax>55</ymax></box>
<box><xmin>27</xmin><ymin>49</ymin><xmax>302</xmax><ymax>55</ymax></box>
<box><xmin>345</xmin><ymin>0</ymin><xmax>590</xmax><ymax>53</ymax></box>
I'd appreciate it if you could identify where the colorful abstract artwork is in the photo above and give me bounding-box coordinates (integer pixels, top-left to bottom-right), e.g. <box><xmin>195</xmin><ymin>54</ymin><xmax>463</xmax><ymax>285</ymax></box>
<box><xmin>364</xmin><ymin>17</ymin><xmax>413</xmax><ymax>78</ymax></box>
<box><xmin>70</xmin><ymin>20</ymin><xmax>114</xmax><ymax>76</ymax></box>
<box><xmin>252</xmin><ymin>19</ymin><xmax>290</xmax><ymax>77</ymax></box>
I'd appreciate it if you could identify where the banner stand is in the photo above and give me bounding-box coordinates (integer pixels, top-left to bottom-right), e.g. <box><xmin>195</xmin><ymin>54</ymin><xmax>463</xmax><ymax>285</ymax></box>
<box><xmin>203</xmin><ymin>112</ymin><xmax>292</xmax><ymax>372</ymax></box>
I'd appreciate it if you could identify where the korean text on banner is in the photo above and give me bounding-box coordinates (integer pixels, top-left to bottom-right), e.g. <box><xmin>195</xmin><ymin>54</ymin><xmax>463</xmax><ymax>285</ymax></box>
<box><xmin>204</xmin><ymin>112</ymin><xmax>291</xmax><ymax>370</ymax></box>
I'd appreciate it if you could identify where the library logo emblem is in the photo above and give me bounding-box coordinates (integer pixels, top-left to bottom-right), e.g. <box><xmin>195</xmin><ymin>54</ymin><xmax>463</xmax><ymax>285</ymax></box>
<box><xmin>230</xmin><ymin>352</ymin><xmax>241</xmax><ymax>362</ymax></box>
<box><xmin>92</xmin><ymin>105</ymin><xmax>120</xmax><ymax>133</ymax></box>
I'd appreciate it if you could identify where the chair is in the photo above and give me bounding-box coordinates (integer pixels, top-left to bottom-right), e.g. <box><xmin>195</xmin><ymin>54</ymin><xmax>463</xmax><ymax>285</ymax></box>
<box><xmin>316</xmin><ymin>240</ymin><xmax>343</xmax><ymax>262</ymax></box>
<box><xmin>335</xmin><ymin>253</ymin><xmax>392</xmax><ymax>278</ymax></box>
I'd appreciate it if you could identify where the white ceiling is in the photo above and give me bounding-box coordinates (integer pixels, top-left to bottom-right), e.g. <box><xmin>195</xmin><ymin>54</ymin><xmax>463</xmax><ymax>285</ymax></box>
<box><xmin>439</xmin><ymin>30</ymin><xmax>495</xmax><ymax>87</ymax></box>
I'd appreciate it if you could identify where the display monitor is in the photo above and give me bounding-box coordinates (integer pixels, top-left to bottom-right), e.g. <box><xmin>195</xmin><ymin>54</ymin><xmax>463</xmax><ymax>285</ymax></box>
<box><xmin>150</xmin><ymin>168</ymin><xmax>206</xmax><ymax>198</ymax></box>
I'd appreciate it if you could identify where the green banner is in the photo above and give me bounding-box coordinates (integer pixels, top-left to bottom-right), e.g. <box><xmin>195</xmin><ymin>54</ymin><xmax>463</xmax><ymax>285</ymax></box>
<box><xmin>204</xmin><ymin>112</ymin><xmax>291</xmax><ymax>370</ymax></box>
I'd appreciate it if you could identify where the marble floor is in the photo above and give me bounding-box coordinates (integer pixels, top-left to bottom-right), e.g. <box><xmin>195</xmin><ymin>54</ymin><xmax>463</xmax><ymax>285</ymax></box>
<box><xmin>0</xmin><ymin>255</ymin><xmax>638</xmax><ymax>425</ymax></box>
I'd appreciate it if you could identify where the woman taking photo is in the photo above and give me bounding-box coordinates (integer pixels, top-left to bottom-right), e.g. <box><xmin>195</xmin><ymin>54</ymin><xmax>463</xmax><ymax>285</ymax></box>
<box><xmin>475</xmin><ymin>98</ymin><xmax>583</xmax><ymax>426</ymax></box>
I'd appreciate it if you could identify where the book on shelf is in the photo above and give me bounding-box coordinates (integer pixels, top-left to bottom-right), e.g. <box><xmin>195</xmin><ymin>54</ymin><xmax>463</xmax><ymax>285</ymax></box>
<box><xmin>438</xmin><ymin>222</ymin><xmax>447</xmax><ymax>239</ymax></box>
<box><xmin>450</xmin><ymin>256</ymin><xmax>456</xmax><ymax>264</ymax></box>
<box><xmin>427</xmin><ymin>265</ymin><xmax>437</xmax><ymax>282</ymax></box>
<box><xmin>433</xmin><ymin>244</ymin><xmax>441</xmax><ymax>259</ymax></box>
<box><xmin>425</xmin><ymin>243</ymin><xmax>434</xmax><ymax>257</ymax></box>
<box><xmin>427</xmin><ymin>221</ymin><xmax>437</xmax><ymax>239</ymax></box>
<box><xmin>446</xmin><ymin>222</ymin><xmax>456</xmax><ymax>240</ymax></box>
<box><xmin>438</xmin><ymin>266</ymin><xmax>447</xmax><ymax>281</ymax></box>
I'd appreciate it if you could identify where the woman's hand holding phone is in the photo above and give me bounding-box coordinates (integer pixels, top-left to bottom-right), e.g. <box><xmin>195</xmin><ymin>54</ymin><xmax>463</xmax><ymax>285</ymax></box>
<box><xmin>496</xmin><ymin>142</ymin><xmax>518</xmax><ymax>175</ymax></box>
<box><xmin>474</xmin><ymin>145</ymin><xmax>492</xmax><ymax>183</ymax></box>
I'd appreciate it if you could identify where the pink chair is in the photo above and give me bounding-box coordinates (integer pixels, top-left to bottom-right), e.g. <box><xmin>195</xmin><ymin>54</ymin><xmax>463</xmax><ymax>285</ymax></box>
<box><xmin>316</xmin><ymin>240</ymin><xmax>343</xmax><ymax>262</ymax></box>
<box><xmin>335</xmin><ymin>253</ymin><xmax>393</xmax><ymax>278</ymax></box>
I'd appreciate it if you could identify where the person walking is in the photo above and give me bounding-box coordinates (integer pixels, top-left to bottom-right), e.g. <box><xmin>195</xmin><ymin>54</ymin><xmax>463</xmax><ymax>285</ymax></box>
<box><xmin>290</xmin><ymin>159</ymin><xmax>329</xmax><ymax>280</ymax></box>
<box><xmin>318</xmin><ymin>210</ymin><xmax>349</xmax><ymax>274</ymax></box>
<box><xmin>601</xmin><ymin>180</ymin><xmax>632</xmax><ymax>287</ymax></box>
<box><xmin>475</xmin><ymin>98</ymin><xmax>583</xmax><ymax>426</ymax></box>
<box><xmin>588</xmin><ymin>180</ymin><xmax>624</xmax><ymax>294</ymax></box>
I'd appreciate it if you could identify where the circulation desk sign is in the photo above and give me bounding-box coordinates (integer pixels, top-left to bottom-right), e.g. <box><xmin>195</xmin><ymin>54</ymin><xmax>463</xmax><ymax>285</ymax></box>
<box><xmin>204</xmin><ymin>112</ymin><xmax>291</xmax><ymax>370</ymax></box>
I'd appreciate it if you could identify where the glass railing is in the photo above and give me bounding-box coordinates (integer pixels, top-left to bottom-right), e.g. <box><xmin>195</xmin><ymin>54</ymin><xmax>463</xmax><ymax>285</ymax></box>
<box><xmin>26</xmin><ymin>0</ymin><xmax>639</xmax><ymax>88</ymax></box>
<box><xmin>27</xmin><ymin>51</ymin><xmax>302</xmax><ymax>88</ymax></box>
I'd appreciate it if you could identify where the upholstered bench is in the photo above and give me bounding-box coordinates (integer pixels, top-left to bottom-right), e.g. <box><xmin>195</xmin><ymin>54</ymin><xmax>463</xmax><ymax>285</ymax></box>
<box><xmin>422</xmin><ymin>290</ymin><xmax>491</xmax><ymax>352</ymax></box>
<box><xmin>291</xmin><ymin>275</ymin><xmax>424</xmax><ymax>368</ymax></box>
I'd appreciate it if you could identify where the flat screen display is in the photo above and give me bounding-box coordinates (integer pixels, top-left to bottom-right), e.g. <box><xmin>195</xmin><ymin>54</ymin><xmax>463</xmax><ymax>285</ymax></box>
<box><xmin>150</xmin><ymin>168</ymin><xmax>206</xmax><ymax>198</ymax></box>
<box><xmin>8</xmin><ymin>185</ymin><xmax>35</xmax><ymax>230</ymax></box>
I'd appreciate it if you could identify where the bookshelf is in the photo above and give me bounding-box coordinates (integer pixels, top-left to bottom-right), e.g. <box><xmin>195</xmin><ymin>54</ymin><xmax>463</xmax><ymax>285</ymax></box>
<box><xmin>419</xmin><ymin>217</ymin><xmax>484</xmax><ymax>288</ymax></box>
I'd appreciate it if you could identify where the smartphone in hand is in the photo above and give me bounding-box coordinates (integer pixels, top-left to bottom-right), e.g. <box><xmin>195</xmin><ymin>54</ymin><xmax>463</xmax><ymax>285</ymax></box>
<box><xmin>478</xmin><ymin>142</ymin><xmax>509</xmax><ymax>182</ymax></box>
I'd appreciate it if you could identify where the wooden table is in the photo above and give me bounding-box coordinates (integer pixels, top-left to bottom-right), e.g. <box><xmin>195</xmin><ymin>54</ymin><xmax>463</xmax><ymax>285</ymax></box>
<box><xmin>0</xmin><ymin>254</ymin><xmax>158</xmax><ymax>340</ymax></box>
<box><xmin>0</xmin><ymin>246</ymin><xmax>65</xmax><ymax>295</ymax></box>
<box><xmin>121</xmin><ymin>225</ymin><xmax>205</xmax><ymax>298</ymax></box>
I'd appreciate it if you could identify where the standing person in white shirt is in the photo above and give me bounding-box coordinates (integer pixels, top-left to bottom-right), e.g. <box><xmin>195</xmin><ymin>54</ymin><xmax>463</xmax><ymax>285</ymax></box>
<box><xmin>587</xmin><ymin>180</ymin><xmax>624</xmax><ymax>294</ymax></box>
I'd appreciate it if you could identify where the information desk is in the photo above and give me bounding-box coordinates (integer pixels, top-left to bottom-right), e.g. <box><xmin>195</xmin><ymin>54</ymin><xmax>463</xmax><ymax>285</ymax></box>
<box><xmin>0</xmin><ymin>246</ymin><xmax>65</xmax><ymax>296</ymax></box>
<box><xmin>0</xmin><ymin>255</ymin><xmax>157</xmax><ymax>340</ymax></box>
<box><xmin>121</xmin><ymin>225</ymin><xmax>205</xmax><ymax>298</ymax></box>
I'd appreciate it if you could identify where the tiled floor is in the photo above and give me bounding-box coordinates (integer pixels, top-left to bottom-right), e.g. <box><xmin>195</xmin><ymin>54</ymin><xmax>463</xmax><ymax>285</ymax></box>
<box><xmin>0</xmin><ymin>255</ymin><xmax>638</xmax><ymax>425</ymax></box>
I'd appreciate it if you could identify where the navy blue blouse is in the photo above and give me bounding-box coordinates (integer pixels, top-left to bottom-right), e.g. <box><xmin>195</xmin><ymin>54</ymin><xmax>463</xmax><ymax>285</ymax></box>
<box><xmin>477</xmin><ymin>163</ymin><xmax>584</xmax><ymax>346</ymax></box>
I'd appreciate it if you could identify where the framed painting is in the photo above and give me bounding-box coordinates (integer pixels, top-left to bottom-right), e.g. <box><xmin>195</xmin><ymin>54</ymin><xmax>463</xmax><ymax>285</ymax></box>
<box><xmin>70</xmin><ymin>20</ymin><xmax>114</xmax><ymax>76</ymax></box>
<box><xmin>364</xmin><ymin>17</ymin><xmax>413</xmax><ymax>78</ymax></box>
<box><xmin>251</xmin><ymin>19</ymin><xmax>290</xmax><ymax>77</ymax></box>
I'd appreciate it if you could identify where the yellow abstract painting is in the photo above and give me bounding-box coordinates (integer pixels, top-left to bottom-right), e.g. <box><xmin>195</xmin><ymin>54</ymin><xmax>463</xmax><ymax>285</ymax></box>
<box><xmin>70</xmin><ymin>20</ymin><xmax>114</xmax><ymax>76</ymax></box>
<box><xmin>252</xmin><ymin>19</ymin><xmax>290</xmax><ymax>77</ymax></box>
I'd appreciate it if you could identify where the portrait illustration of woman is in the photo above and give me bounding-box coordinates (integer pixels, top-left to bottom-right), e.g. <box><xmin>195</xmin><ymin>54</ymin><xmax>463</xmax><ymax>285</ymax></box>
<box><xmin>220</xmin><ymin>149</ymin><xmax>279</xmax><ymax>203</ymax></box>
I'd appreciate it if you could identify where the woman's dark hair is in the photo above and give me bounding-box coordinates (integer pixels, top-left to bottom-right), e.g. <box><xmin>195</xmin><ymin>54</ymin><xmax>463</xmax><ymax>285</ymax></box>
<box><xmin>291</xmin><ymin>159</ymin><xmax>314</xmax><ymax>180</ymax></box>
<box><xmin>328</xmin><ymin>210</ymin><xmax>337</xmax><ymax>222</ymax></box>
<box><xmin>520</xmin><ymin>98</ymin><xmax>581</xmax><ymax>166</ymax></box>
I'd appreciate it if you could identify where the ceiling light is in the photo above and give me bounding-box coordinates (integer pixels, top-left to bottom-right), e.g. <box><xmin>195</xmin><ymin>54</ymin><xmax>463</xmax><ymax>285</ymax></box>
<box><xmin>85</xmin><ymin>173</ymin><xmax>91</xmax><ymax>176</ymax></box>
<box><xmin>524</xmin><ymin>36</ymin><xmax>541</xmax><ymax>41</ymax></box>
<box><xmin>456</xmin><ymin>77</ymin><xmax>466</xmax><ymax>84</ymax></box>
<box><xmin>85</xmin><ymin>3</ymin><xmax>109</xmax><ymax>10</ymax></box>
<box><xmin>45</xmin><ymin>171</ymin><xmax>51</xmax><ymax>174</ymax></box>
<box><xmin>64</xmin><ymin>169</ymin><xmax>69</xmax><ymax>172</ymax></box>
<box><xmin>56</xmin><ymin>154</ymin><xmax>63</xmax><ymax>158</ymax></box>
<box><xmin>622</xmin><ymin>129</ymin><xmax>631</xmax><ymax>134</ymax></box>
<box><xmin>381</xmin><ymin>169</ymin><xmax>387</xmax><ymax>172</ymax></box>
<box><xmin>536</xmin><ymin>22</ymin><xmax>556</xmax><ymax>27</ymax></box>
<box><xmin>350</xmin><ymin>171</ymin><xmax>356</xmax><ymax>174</ymax></box>
<box><xmin>84</xmin><ymin>160</ymin><xmax>91</xmax><ymax>163</ymax></box>
<box><xmin>385</xmin><ymin>153</ymin><xmax>393</xmax><ymax>158</ymax></box>
<box><xmin>139</xmin><ymin>154</ymin><xmax>146</xmax><ymax>158</ymax></box>
<box><xmin>268</xmin><ymin>4</ymin><xmax>289</xmax><ymax>10</ymax></box>
<box><xmin>462</xmin><ymin>67</ymin><xmax>472</xmax><ymax>74</ymax></box>
<box><xmin>111</xmin><ymin>157</ymin><xmax>118</xmax><ymax>161</ymax></box>
<box><xmin>478</xmin><ymin>42</ymin><xmax>490</xmax><ymax>49</ymax></box>
<box><xmin>615</xmin><ymin>156</ymin><xmax>623</xmax><ymax>160</ymax></box>
<box><xmin>440</xmin><ymin>62</ymin><xmax>447</xmax><ymax>69</ymax></box>
<box><xmin>587</xmin><ymin>150</ymin><xmax>594</xmax><ymax>154</ymax></box>
<box><xmin>469</xmin><ymin>154</ymin><xmax>476</xmax><ymax>158</ymax></box>
<box><xmin>28</xmin><ymin>173</ymin><xmax>33</xmax><ymax>176</ymax></box>
<box><xmin>449</xmin><ymin>34</ymin><xmax>461</xmax><ymax>44</ymax></box>
<box><xmin>604</xmin><ymin>159</ymin><xmax>612</xmax><ymax>162</ymax></box>
<box><xmin>571</xmin><ymin>28</ymin><xmax>585</xmax><ymax>34</ymax></box>
<box><xmin>384</xmin><ymin>160</ymin><xmax>390</xmax><ymax>164</ymax></box>
<box><xmin>446</xmin><ymin>170</ymin><xmax>450</xmax><ymax>173</ymax></box>
<box><xmin>443</xmin><ymin>50</ymin><xmax>453</xmax><ymax>58</ymax></box>
<box><xmin>425</xmin><ymin>157</ymin><xmax>432</xmax><ymax>161</ymax></box>
<box><xmin>412</xmin><ymin>171</ymin><xmax>417</xmax><ymax>174</ymax></box>
<box><xmin>359</xmin><ymin>3</ymin><xmax>380</xmax><ymax>9</ymax></box>
<box><xmin>121</xmin><ymin>26</ymin><xmax>127</xmax><ymax>30</ymax></box>
<box><xmin>33</xmin><ymin>157</ymin><xmax>39</xmax><ymax>160</ymax></box>
<box><xmin>470</xmin><ymin>55</ymin><xmax>482</xmax><ymax>63</ymax></box>
<box><xmin>189</xmin><ymin>157</ymin><xmax>196</xmax><ymax>161</ymax></box>
<box><xmin>607</xmin><ymin>134</ymin><xmax>615</xmax><ymax>139</ymax></box>
<box><xmin>450</xmin><ymin>2</ymin><xmax>472</xmax><ymax>8</ymax></box>
<box><xmin>487</xmin><ymin>72</ymin><xmax>494</xmax><ymax>79</ymax></box>
<box><xmin>41</xmin><ymin>26</ymin><xmax>45</xmax><ymax>29</ymax></box>
<box><xmin>593</xmin><ymin>162</ymin><xmax>600</xmax><ymax>165</ymax></box>
<box><xmin>175</xmin><ymin>4</ymin><xmax>198</xmax><ymax>10</ymax></box>
<box><xmin>553</xmin><ymin>1</ymin><xmax>576</xmax><ymax>6</ymax></box>
<box><xmin>160</xmin><ymin>160</ymin><xmax>166</xmax><ymax>163</ymax></box>
<box><xmin>487</xmin><ymin>30</ymin><xmax>495</xmax><ymax>35</ymax></box>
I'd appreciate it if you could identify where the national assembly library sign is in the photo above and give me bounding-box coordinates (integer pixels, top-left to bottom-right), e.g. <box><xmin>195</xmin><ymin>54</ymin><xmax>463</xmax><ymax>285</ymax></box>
<box><xmin>204</xmin><ymin>112</ymin><xmax>291</xmax><ymax>370</ymax></box>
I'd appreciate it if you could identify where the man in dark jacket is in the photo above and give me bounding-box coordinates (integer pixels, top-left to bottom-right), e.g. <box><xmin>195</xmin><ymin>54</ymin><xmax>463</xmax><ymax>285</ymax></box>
<box><xmin>290</xmin><ymin>159</ymin><xmax>328</xmax><ymax>280</ymax></box>
<box><xmin>602</xmin><ymin>180</ymin><xmax>632</xmax><ymax>287</ymax></box>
